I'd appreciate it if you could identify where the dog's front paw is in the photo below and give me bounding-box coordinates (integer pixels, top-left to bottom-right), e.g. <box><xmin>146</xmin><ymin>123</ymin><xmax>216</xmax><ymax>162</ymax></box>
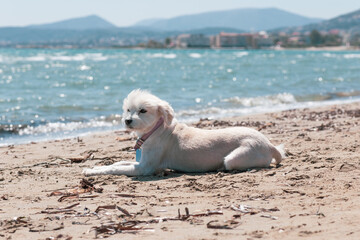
<box><xmin>82</xmin><ymin>168</ymin><xmax>94</xmax><ymax>176</ymax></box>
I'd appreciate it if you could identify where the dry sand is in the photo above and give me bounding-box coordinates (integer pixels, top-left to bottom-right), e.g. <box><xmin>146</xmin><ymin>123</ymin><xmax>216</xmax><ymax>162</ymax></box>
<box><xmin>1</xmin><ymin>102</ymin><xmax>360</xmax><ymax>240</ymax></box>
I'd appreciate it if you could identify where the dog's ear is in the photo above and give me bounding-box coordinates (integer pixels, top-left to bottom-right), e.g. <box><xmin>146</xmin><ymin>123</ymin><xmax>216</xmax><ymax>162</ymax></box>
<box><xmin>158</xmin><ymin>100</ymin><xmax>174</xmax><ymax>126</ymax></box>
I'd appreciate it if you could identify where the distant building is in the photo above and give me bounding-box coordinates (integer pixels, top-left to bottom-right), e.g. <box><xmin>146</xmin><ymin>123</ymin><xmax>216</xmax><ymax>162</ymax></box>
<box><xmin>254</xmin><ymin>37</ymin><xmax>274</xmax><ymax>48</ymax></box>
<box><xmin>328</xmin><ymin>29</ymin><xmax>340</xmax><ymax>35</ymax></box>
<box><xmin>254</xmin><ymin>31</ymin><xmax>274</xmax><ymax>48</ymax></box>
<box><xmin>176</xmin><ymin>34</ymin><xmax>210</xmax><ymax>48</ymax></box>
<box><xmin>215</xmin><ymin>32</ymin><xmax>254</xmax><ymax>48</ymax></box>
<box><xmin>287</xmin><ymin>35</ymin><xmax>309</xmax><ymax>46</ymax></box>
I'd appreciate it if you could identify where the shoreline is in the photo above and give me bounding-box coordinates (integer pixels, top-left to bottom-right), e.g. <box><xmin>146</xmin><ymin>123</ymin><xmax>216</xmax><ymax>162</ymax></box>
<box><xmin>1</xmin><ymin>102</ymin><xmax>360</xmax><ymax>239</ymax></box>
<box><xmin>2</xmin><ymin>96</ymin><xmax>360</xmax><ymax>148</ymax></box>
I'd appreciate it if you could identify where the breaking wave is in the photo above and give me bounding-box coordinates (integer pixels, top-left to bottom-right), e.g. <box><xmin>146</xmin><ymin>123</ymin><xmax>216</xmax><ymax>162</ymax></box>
<box><xmin>189</xmin><ymin>53</ymin><xmax>202</xmax><ymax>58</ymax></box>
<box><xmin>234</xmin><ymin>52</ymin><xmax>249</xmax><ymax>58</ymax></box>
<box><xmin>1</xmin><ymin>115</ymin><xmax>122</xmax><ymax>137</ymax></box>
<box><xmin>149</xmin><ymin>53</ymin><xmax>177</xmax><ymax>59</ymax></box>
<box><xmin>176</xmin><ymin>91</ymin><xmax>360</xmax><ymax>122</ymax></box>
<box><xmin>0</xmin><ymin>53</ymin><xmax>109</xmax><ymax>63</ymax></box>
<box><xmin>221</xmin><ymin>93</ymin><xmax>297</xmax><ymax>107</ymax></box>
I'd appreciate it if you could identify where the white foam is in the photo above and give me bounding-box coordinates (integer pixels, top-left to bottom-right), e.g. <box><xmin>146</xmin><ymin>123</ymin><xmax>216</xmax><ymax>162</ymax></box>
<box><xmin>222</xmin><ymin>93</ymin><xmax>297</xmax><ymax>107</ymax></box>
<box><xmin>164</xmin><ymin>53</ymin><xmax>177</xmax><ymax>59</ymax></box>
<box><xmin>234</xmin><ymin>52</ymin><xmax>249</xmax><ymax>58</ymax></box>
<box><xmin>343</xmin><ymin>54</ymin><xmax>360</xmax><ymax>59</ymax></box>
<box><xmin>189</xmin><ymin>53</ymin><xmax>202</xmax><ymax>58</ymax></box>
<box><xmin>25</xmin><ymin>56</ymin><xmax>46</xmax><ymax>61</ymax></box>
<box><xmin>176</xmin><ymin>96</ymin><xmax>360</xmax><ymax>123</ymax></box>
<box><xmin>323</xmin><ymin>53</ymin><xmax>336</xmax><ymax>58</ymax></box>
<box><xmin>2</xmin><ymin>53</ymin><xmax>109</xmax><ymax>63</ymax></box>
<box><xmin>150</xmin><ymin>53</ymin><xmax>177</xmax><ymax>59</ymax></box>
<box><xmin>18</xmin><ymin>119</ymin><xmax>121</xmax><ymax>136</ymax></box>
<box><xmin>79</xmin><ymin>65</ymin><xmax>91</xmax><ymax>71</ymax></box>
<box><xmin>50</xmin><ymin>55</ymin><xmax>82</xmax><ymax>61</ymax></box>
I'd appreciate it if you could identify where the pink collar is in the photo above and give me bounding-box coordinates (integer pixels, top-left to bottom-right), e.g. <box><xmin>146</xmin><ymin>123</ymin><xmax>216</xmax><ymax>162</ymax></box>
<box><xmin>134</xmin><ymin>117</ymin><xmax>164</xmax><ymax>150</ymax></box>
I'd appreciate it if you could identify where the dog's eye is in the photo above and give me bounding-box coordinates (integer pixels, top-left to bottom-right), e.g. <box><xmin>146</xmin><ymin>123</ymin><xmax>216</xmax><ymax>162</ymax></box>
<box><xmin>139</xmin><ymin>109</ymin><xmax>147</xmax><ymax>114</ymax></box>
<box><xmin>127</xmin><ymin>109</ymin><xmax>130</xmax><ymax>112</ymax></box>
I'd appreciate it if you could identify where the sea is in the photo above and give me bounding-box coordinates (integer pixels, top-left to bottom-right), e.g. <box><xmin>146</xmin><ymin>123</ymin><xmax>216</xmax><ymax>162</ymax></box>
<box><xmin>1</xmin><ymin>48</ymin><xmax>360</xmax><ymax>146</ymax></box>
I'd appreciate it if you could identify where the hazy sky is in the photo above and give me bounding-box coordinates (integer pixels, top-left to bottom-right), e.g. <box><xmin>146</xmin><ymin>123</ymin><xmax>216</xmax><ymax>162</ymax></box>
<box><xmin>1</xmin><ymin>0</ymin><xmax>359</xmax><ymax>27</ymax></box>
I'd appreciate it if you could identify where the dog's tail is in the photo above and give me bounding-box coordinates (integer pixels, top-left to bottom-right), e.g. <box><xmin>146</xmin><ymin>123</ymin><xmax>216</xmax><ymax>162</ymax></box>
<box><xmin>271</xmin><ymin>144</ymin><xmax>285</xmax><ymax>165</ymax></box>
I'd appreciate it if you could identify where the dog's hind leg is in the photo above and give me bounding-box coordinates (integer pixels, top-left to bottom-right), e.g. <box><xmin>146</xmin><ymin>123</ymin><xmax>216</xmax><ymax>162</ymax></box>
<box><xmin>223</xmin><ymin>144</ymin><xmax>272</xmax><ymax>171</ymax></box>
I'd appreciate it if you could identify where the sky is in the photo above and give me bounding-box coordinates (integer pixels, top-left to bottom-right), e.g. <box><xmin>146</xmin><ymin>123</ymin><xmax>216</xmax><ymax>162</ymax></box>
<box><xmin>0</xmin><ymin>0</ymin><xmax>359</xmax><ymax>27</ymax></box>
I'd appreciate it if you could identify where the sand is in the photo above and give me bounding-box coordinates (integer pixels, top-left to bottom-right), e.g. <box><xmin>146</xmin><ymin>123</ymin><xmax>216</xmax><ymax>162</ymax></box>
<box><xmin>1</xmin><ymin>102</ymin><xmax>360</xmax><ymax>240</ymax></box>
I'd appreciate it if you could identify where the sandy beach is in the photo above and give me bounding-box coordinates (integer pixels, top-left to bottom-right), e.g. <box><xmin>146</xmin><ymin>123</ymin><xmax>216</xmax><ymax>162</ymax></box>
<box><xmin>1</xmin><ymin>102</ymin><xmax>359</xmax><ymax>239</ymax></box>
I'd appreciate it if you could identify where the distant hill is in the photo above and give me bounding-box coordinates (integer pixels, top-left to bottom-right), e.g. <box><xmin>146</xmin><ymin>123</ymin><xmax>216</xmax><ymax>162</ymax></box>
<box><xmin>28</xmin><ymin>15</ymin><xmax>117</xmax><ymax>30</ymax></box>
<box><xmin>274</xmin><ymin>8</ymin><xmax>360</xmax><ymax>33</ymax></box>
<box><xmin>133</xmin><ymin>8</ymin><xmax>323</xmax><ymax>32</ymax></box>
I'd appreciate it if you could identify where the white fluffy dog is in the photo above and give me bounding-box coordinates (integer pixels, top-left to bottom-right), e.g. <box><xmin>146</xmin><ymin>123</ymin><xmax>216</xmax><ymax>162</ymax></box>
<box><xmin>83</xmin><ymin>89</ymin><xmax>284</xmax><ymax>176</ymax></box>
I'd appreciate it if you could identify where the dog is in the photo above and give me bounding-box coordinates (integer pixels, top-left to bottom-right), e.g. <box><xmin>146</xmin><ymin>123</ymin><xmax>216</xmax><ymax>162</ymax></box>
<box><xmin>83</xmin><ymin>89</ymin><xmax>285</xmax><ymax>176</ymax></box>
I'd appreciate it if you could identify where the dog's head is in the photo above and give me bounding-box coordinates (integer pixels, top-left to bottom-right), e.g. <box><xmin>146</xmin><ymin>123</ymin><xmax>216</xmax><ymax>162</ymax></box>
<box><xmin>122</xmin><ymin>89</ymin><xmax>174</xmax><ymax>134</ymax></box>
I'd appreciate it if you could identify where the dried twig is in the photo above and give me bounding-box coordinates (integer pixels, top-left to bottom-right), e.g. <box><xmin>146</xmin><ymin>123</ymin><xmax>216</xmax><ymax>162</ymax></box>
<box><xmin>64</xmin><ymin>203</ymin><xmax>80</xmax><ymax>209</ymax></box>
<box><xmin>283</xmin><ymin>189</ymin><xmax>306</xmax><ymax>196</ymax></box>
<box><xmin>110</xmin><ymin>193</ymin><xmax>150</xmax><ymax>198</ymax></box>
<box><xmin>40</xmin><ymin>209</ymin><xmax>76</xmax><ymax>214</ymax></box>
<box><xmin>191</xmin><ymin>210</ymin><xmax>224</xmax><ymax>217</ymax></box>
<box><xmin>40</xmin><ymin>203</ymin><xmax>80</xmax><ymax>214</ymax></box>
<box><xmin>95</xmin><ymin>205</ymin><xmax>117</xmax><ymax>213</ymax></box>
<box><xmin>29</xmin><ymin>223</ymin><xmax>64</xmax><ymax>232</ymax></box>
<box><xmin>93</xmin><ymin>222</ymin><xmax>151</xmax><ymax>238</ymax></box>
<box><xmin>207</xmin><ymin>220</ymin><xmax>233</xmax><ymax>229</ymax></box>
<box><xmin>48</xmin><ymin>179</ymin><xmax>103</xmax><ymax>202</ymax></box>
<box><xmin>117</xmin><ymin>206</ymin><xmax>132</xmax><ymax>217</ymax></box>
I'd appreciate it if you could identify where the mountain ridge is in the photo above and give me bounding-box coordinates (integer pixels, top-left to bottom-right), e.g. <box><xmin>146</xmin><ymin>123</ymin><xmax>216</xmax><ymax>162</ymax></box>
<box><xmin>274</xmin><ymin>8</ymin><xmax>360</xmax><ymax>33</ymax></box>
<box><xmin>28</xmin><ymin>14</ymin><xmax>117</xmax><ymax>30</ymax></box>
<box><xmin>133</xmin><ymin>7</ymin><xmax>323</xmax><ymax>31</ymax></box>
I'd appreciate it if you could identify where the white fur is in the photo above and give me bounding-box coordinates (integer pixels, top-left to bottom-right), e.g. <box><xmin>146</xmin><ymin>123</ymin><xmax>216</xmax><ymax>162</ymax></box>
<box><xmin>83</xmin><ymin>89</ymin><xmax>284</xmax><ymax>176</ymax></box>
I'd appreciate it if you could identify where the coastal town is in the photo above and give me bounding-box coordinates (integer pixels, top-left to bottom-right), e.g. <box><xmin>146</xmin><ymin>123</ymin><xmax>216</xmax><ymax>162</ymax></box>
<box><xmin>140</xmin><ymin>29</ymin><xmax>357</xmax><ymax>49</ymax></box>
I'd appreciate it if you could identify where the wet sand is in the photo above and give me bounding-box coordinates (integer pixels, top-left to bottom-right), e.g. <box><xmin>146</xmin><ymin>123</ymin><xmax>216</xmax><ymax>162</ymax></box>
<box><xmin>1</xmin><ymin>102</ymin><xmax>359</xmax><ymax>239</ymax></box>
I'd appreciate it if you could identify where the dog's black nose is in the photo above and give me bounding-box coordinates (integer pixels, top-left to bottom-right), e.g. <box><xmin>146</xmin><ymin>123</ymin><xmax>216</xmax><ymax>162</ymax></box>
<box><xmin>125</xmin><ymin>119</ymin><xmax>132</xmax><ymax>125</ymax></box>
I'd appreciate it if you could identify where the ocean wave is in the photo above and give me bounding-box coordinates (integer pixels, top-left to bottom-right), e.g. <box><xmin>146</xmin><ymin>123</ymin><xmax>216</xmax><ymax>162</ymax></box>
<box><xmin>176</xmin><ymin>107</ymin><xmax>223</xmax><ymax>118</ymax></box>
<box><xmin>176</xmin><ymin>105</ymin><xmax>290</xmax><ymax>123</ymax></box>
<box><xmin>234</xmin><ymin>52</ymin><xmax>249</xmax><ymax>58</ymax></box>
<box><xmin>222</xmin><ymin>93</ymin><xmax>297</xmax><ymax>107</ymax></box>
<box><xmin>322</xmin><ymin>53</ymin><xmax>336</xmax><ymax>58</ymax></box>
<box><xmin>18</xmin><ymin>120</ymin><xmax>113</xmax><ymax>136</ymax></box>
<box><xmin>176</xmin><ymin>94</ymin><xmax>360</xmax><ymax>123</ymax></box>
<box><xmin>176</xmin><ymin>93</ymin><xmax>297</xmax><ymax>121</ymax></box>
<box><xmin>189</xmin><ymin>53</ymin><xmax>202</xmax><ymax>58</ymax></box>
<box><xmin>343</xmin><ymin>54</ymin><xmax>360</xmax><ymax>59</ymax></box>
<box><xmin>1</xmin><ymin>53</ymin><xmax>109</xmax><ymax>63</ymax></box>
<box><xmin>49</xmin><ymin>53</ymin><xmax>108</xmax><ymax>61</ymax></box>
<box><xmin>0</xmin><ymin>114</ymin><xmax>122</xmax><ymax>137</ymax></box>
<box><xmin>323</xmin><ymin>53</ymin><xmax>360</xmax><ymax>59</ymax></box>
<box><xmin>149</xmin><ymin>53</ymin><xmax>177</xmax><ymax>59</ymax></box>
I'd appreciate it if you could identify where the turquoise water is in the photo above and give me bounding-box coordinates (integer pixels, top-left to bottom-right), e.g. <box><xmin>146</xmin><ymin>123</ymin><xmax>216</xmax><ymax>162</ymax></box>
<box><xmin>1</xmin><ymin>49</ymin><xmax>360</xmax><ymax>145</ymax></box>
